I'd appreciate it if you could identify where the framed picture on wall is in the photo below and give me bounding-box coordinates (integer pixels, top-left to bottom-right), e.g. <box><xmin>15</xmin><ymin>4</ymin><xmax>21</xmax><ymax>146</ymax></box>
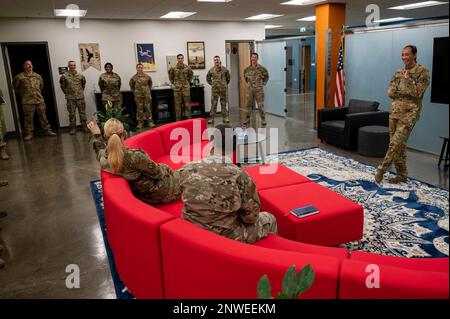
<box><xmin>135</xmin><ymin>43</ymin><xmax>156</xmax><ymax>71</ymax></box>
<box><xmin>187</xmin><ymin>42</ymin><xmax>205</xmax><ymax>69</ymax></box>
<box><xmin>79</xmin><ymin>43</ymin><xmax>101</xmax><ymax>71</ymax></box>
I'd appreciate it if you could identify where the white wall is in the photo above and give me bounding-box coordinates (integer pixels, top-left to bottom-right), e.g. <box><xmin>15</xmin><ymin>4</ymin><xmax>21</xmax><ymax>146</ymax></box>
<box><xmin>0</xmin><ymin>18</ymin><xmax>265</xmax><ymax>131</ymax></box>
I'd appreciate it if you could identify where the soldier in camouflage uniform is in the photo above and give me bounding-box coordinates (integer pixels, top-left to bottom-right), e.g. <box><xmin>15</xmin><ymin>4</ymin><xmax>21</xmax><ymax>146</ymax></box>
<box><xmin>206</xmin><ymin>56</ymin><xmax>231</xmax><ymax>125</ymax></box>
<box><xmin>0</xmin><ymin>88</ymin><xmax>9</xmax><ymax>161</ymax></box>
<box><xmin>59</xmin><ymin>61</ymin><xmax>88</xmax><ymax>135</ymax></box>
<box><xmin>0</xmin><ymin>87</ymin><xmax>9</xmax><ymax>187</ymax></box>
<box><xmin>129</xmin><ymin>63</ymin><xmax>155</xmax><ymax>129</ymax></box>
<box><xmin>179</xmin><ymin>124</ymin><xmax>278</xmax><ymax>243</ymax></box>
<box><xmin>98</xmin><ymin>62</ymin><xmax>122</xmax><ymax>109</ymax></box>
<box><xmin>168</xmin><ymin>54</ymin><xmax>193</xmax><ymax>121</ymax></box>
<box><xmin>87</xmin><ymin>117</ymin><xmax>181</xmax><ymax>204</ymax></box>
<box><xmin>244</xmin><ymin>53</ymin><xmax>269</xmax><ymax>127</ymax></box>
<box><xmin>375</xmin><ymin>45</ymin><xmax>430</xmax><ymax>184</ymax></box>
<box><xmin>13</xmin><ymin>60</ymin><xmax>57</xmax><ymax>141</ymax></box>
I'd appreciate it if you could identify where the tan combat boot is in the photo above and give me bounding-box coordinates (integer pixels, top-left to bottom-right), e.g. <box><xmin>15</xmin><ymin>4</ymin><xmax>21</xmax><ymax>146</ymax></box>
<box><xmin>374</xmin><ymin>169</ymin><xmax>384</xmax><ymax>183</ymax></box>
<box><xmin>148</xmin><ymin>122</ymin><xmax>156</xmax><ymax>129</ymax></box>
<box><xmin>0</xmin><ymin>147</ymin><xmax>9</xmax><ymax>160</ymax></box>
<box><xmin>261</xmin><ymin>117</ymin><xmax>267</xmax><ymax>127</ymax></box>
<box><xmin>23</xmin><ymin>134</ymin><xmax>33</xmax><ymax>141</ymax></box>
<box><xmin>69</xmin><ymin>127</ymin><xmax>76</xmax><ymax>135</ymax></box>
<box><xmin>388</xmin><ymin>176</ymin><xmax>407</xmax><ymax>184</ymax></box>
<box><xmin>45</xmin><ymin>130</ymin><xmax>57</xmax><ymax>137</ymax></box>
<box><xmin>223</xmin><ymin>117</ymin><xmax>230</xmax><ymax>124</ymax></box>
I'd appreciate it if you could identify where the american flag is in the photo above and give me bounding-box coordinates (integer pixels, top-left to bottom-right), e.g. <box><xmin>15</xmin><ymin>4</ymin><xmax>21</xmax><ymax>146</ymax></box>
<box><xmin>334</xmin><ymin>36</ymin><xmax>346</xmax><ymax>108</ymax></box>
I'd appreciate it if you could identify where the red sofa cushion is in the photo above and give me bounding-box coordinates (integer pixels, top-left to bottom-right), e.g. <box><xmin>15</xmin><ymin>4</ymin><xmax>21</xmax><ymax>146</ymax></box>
<box><xmin>155</xmin><ymin>200</ymin><xmax>184</xmax><ymax>218</ymax></box>
<box><xmin>339</xmin><ymin>259</ymin><xmax>449</xmax><ymax>299</ymax></box>
<box><xmin>156</xmin><ymin>154</ymin><xmax>203</xmax><ymax>170</ymax></box>
<box><xmin>160</xmin><ymin>219</ymin><xmax>343</xmax><ymax>299</ymax></box>
<box><xmin>255</xmin><ymin>234</ymin><xmax>349</xmax><ymax>261</ymax></box>
<box><xmin>259</xmin><ymin>183</ymin><xmax>364</xmax><ymax>246</ymax></box>
<box><xmin>156</xmin><ymin>118</ymin><xmax>208</xmax><ymax>155</ymax></box>
<box><xmin>350</xmin><ymin>251</ymin><xmax>449</xmax><ymax>272</ymax></box>
<box><xmin>124</xmin><ymin>129</ymin><xmax>165</xmax><ymax>160</ymax></box>
<box><xmin>243</xmin><ymin>164</ymin><xmax>312</xmax><ymax>191</ymax></box>
<box><xmin>102</xmin><ymin>177</ymin><xmax>175</xmax><ymax>299</ymax></box>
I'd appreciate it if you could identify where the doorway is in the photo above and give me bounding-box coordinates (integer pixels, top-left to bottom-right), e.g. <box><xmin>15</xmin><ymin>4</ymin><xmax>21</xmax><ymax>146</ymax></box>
<box><xmin>301</xmin><ymin>45</ymin><xmax>312</xmax><ymax>93</ymax></box>
<box><xmin>1</xmin><ymin>42</ymin><xmax>59</xmax><ymax>137</ymax></box>
<box><xmin>225</xmin><ymin>41</ymin><xmax>254</xmax><ymax>111</ymax></box>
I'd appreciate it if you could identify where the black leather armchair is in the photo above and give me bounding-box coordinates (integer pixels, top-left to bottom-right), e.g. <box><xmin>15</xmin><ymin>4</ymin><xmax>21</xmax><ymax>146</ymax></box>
<box><xmin>317</xmin><ymin>99</ymin><xmax>389</xmax><ymax>150</ymax></box>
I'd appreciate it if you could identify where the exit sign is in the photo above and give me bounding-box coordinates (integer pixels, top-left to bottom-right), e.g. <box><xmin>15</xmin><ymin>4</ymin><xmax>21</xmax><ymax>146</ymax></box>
<box><xmin>299</xmin><ymin>27</ymin><xmax>307</xmax><ymax>32</ymax></box>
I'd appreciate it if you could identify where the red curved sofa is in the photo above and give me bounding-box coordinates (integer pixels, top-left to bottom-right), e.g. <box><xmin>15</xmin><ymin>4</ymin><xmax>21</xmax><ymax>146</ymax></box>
<box><xmin>100</xmin><ymin>118</ymin><xmax>449</xmax><ymax>299</ymax></box>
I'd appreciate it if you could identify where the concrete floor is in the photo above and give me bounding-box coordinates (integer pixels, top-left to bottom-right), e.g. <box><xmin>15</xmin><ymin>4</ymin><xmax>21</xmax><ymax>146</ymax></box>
<box><xmin>0</xmin><ymin>94</ymin><xmax>448</xmax><ymax>298</ymax></box>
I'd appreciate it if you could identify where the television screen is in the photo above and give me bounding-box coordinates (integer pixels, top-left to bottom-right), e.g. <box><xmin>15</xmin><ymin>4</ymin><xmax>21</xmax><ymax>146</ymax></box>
<box><xmin>431</xmin><ymin>37</ymin><xmax>449</xmax><ymax>104</ymax></box>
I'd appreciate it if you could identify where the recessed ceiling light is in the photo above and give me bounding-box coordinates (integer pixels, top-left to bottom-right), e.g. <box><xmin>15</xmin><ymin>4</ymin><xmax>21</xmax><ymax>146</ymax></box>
<box><xmin>54</xmin><ymin>9</ymin><xmax>87</xmax><ymax>17</ymax></box>
<box><xmin>374</xmin><ymin>17</ymin><xmax>414</xmax><ymax>23</ymax></box>
<box><xmin>281</xmin><ymin>0</ymin><xmax>324</xmax><ymax>5</ymax></box>
<box><xmin>197</xmin><ymin>0</ymin><xmax>232</xmax><ymax>2</ymax></box>
<box><xmin>160</xmin><ymin>12</ymin><xmax>197</xmax><ymax>19</ymax></box>
<box><xmin>265</xmin><ymin>25</ymin><xmax>284</xmax><ymax>29</ymax></box>
<box><xmin>246</xmin><ymin>14</ymin><xmax>284</xmax><ymax>20</ymax></box>
<box><xmin>297</xmin><ymin>16</ymin><xmax>316</xmax><ymax>21</ymax></box>
<box><xmin>389</xmin><ymin>1</ymin><xmax>448</xmax><ymax>10</ymax></box>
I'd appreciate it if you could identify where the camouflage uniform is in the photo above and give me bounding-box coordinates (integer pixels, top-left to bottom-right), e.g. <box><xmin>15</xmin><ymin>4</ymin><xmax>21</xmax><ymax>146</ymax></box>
<box><xmin>93</xmin><ymin>134</ymin><xmax>181</xmax><ymax>204</ymax></box>
<box><xmin>168</xmin><ymin>64</ymin><xmax>193</xmax><ymax>120</ymax></box>
<box><xmin>0</xmin><ymin>88</ymin><xmax>6</xmax><ymax>148</ymax></box>
<box><xmin>378</xmin><ymin>64</ymin><xmax>430</xmax><ymax>179</ymax></box>
<box><xmin>129</xmin><ymin>73</ymin><xmax>154</xmax><ymax>128</ymax></box>
<box><xmin>13</xmin><ymin>72</ymin><xmax>53</xmax><ymax>136</ymax></box>
<box><xmin>98</xmin><ymin>72</ymin><xmax>122</xmax><ymax>108</ymax></box>
<box><xmin>206</xmin><ymin>66</ymin><xmax>231</xmax><ymax>123</ymax></box>
<box><xmin>243</xmin><ymin>64</ymin><xmax>269</xmax><ymax>125</ymax></box>
<box><xmin>179</xmin><ymin>155</ymin><xmax>278</xmax><ymax>244</ymax></box>
<box><xmin>59</xmin><ymin>71</ymin><xmax>87</xmax><ymax>130</ymax></box>
<box><xmin>0</xmin><ymin>88</ymin><xmax>9</xmax><ymax>161</ymax></box>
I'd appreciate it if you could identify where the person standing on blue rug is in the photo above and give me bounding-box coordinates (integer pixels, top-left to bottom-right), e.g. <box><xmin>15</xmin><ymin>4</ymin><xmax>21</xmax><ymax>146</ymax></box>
<box><xmin>375</xmin><ymin>45</ymin><xmax>430</xmax><ymax>184</ymax></box>
<box><xmin>87</xmin><ymin>117</ymin><xmax>181</xmax><ymax>205</ymax></box>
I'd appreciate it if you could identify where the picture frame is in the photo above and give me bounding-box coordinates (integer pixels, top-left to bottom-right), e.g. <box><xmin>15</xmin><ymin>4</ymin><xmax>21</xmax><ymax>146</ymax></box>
<box><xmin>79</xmin><ymin>43</ymin><xmax>101</xmax><ymax>71</ymax></box>
<box><xmin>187</xmin><ymin>41</ymin><xmax>206</xmax><ymax>69</ymax></box>
<box><xmin>135</xmin><ymin>43</ymin><xmax>156</xmax><ymax>72</ymax></box>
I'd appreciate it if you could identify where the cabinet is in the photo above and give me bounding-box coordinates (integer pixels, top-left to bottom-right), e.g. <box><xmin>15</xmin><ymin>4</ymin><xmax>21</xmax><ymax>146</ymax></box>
<box><xmin>94</xmin><ymin>86</ymin><xmax>205</xmax><ymax>128</ymax></box>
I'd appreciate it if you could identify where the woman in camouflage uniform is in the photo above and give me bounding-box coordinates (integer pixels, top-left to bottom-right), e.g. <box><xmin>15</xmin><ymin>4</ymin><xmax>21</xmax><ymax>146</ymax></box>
<box><xmin>87</xmin><ymin>118</ymin><xmax>181</xmax><ymax>205</ymax></box>
<box><xmin>98</xmin><ymin>63</ymin><xmax>122</xmax><ymax>108</ymax></box>
<box><xmin>375</xmin><ymin>45</ymin><xmax>430</xmax><ymax>184</ymax></box>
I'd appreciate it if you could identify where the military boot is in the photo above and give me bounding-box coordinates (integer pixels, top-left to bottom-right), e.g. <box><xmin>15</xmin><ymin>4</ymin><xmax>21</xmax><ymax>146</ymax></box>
<box><xmin>0</xmin><ymin>180</ymin><xmax>7</xmax><ymax>187</ymax></box>
<box><xmin>45</xmin><ymin>130</ymin><xmax>57</xmax><ymax>137</ymax></box>
<box><xmin>207</xmin><ymin>118</ymin><xmax>215</xmax><ymax>125</ymax></box>
<box><xmin>136</xmin><ymin>123</ymin><xmax>144</xmax><ymax>130</ymax></box>
<box><xmin>388</xmin><ymin>176</ymin><xmax>407</xmax><ymax>184</ymax></box>
<box><xmin>0</xmin><ymin>147</ymin><xmax>9</xmax><ymax>160</ymax></box>
<box><xmin>148</xmin><ymin>122</ymin><xmax>156</xmax><ymax>129</ymax></box>
<box><xmin>261</xmin><ymin>117</ymin><xmax>267</xmax><ymax>127</ymax></box>
<box><xmin>374</xmin><ymin>169</ymin><xmax>384</xmax><ymax>183</ymax></box>
<box><xmin>69</xmin><ymin>126</ymin><xmax>76</xmax><ymax>135</ymax></box>
<box><xmin>24</xmin><ymin>134</ymin><xmax>33</xmax><ymax>141</ymax></box>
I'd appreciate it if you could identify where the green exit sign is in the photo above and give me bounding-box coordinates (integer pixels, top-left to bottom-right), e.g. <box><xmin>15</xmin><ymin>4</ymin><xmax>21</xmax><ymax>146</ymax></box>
<box><xmin>299</xmin><ymin>27</ymin><xmax>307</xmax><ymax>32</ymax></box>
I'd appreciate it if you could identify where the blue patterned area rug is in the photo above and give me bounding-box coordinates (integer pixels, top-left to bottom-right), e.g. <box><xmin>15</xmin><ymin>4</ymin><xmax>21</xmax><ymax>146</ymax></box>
<box><xmin>263</xmin><ymin>147</ymin><xmax>449</xmax><ymax>258</ymax></box>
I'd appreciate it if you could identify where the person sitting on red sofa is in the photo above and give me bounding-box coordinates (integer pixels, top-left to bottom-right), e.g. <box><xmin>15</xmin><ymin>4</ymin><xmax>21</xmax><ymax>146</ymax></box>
<box><xmin>179</xmin><ymin>124</ymin><xmax>278</xmax><ymax>244</ymax></box>
<box><xmin>87</xmin><ymin>117</ymin><xmax>181</xmax><ymax>205</ymax></box>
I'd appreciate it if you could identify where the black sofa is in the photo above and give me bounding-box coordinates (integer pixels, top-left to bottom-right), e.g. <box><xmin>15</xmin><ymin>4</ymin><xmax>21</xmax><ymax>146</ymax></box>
<box><xmin>317</xmin><ymin>99</ymin><xmax>389</xmax><ymax>150</ymax></box>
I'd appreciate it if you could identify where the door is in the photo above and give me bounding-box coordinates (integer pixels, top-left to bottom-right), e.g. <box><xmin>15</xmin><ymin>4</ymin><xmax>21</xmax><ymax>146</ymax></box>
<box><xmin>238</xmin><ymin>42</ymin><xmax>251</xmax><ymax>110</ymax></box>
<box><xmin>257</xmin><ymin>41</ymin><xmax>287</xmax><ymax>117</ymax></box>
<box><xmin>304</xmin><ymin>45</ymin><xmax>311</xmax><ymax>92</ymax></box>
<box><xmin>2</xmin><ymin>43</ymin><xmax>59</xmax><ymax>136</ymax></box>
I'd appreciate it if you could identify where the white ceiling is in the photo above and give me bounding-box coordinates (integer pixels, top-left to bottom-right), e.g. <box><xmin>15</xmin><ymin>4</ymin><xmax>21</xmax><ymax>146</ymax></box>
<box><xmin>1</xmin><ymin>0</ymin><xmax>448</xmax><ymax>35</ymax></box>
